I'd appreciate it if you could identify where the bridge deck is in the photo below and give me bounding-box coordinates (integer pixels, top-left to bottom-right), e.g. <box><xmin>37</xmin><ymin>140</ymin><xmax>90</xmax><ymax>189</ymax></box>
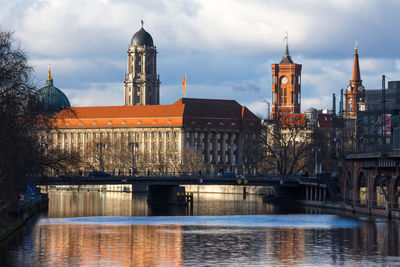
<box><xmin>33</xmin><ymin>175</ymin><xmax>320</xmax><ymax>187</ymax></box>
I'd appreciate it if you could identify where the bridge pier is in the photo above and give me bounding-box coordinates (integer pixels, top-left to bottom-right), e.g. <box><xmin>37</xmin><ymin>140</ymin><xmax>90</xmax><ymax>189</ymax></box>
<box><xmin>147</xmin><ymin>185</ymin><xmax>186</xmax><ymax>205</ymax></box>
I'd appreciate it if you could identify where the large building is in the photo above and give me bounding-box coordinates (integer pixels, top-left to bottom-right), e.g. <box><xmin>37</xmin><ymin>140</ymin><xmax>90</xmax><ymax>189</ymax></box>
<box><xmin>51</xmin><ymin>98</ymin><xmax>260</xmax><ymax>176</ymax></box>
<box><xmin>39</xmin><ymin>24</ymin><xmax>260</xmax><ymax>176</ymax></box>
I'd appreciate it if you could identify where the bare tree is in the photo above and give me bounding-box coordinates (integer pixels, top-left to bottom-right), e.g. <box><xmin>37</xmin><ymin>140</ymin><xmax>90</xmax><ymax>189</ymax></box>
<box><xmin>258</xmin><ymin>117</ymin><xmax>313</xmax><ymax>176</ymax></box>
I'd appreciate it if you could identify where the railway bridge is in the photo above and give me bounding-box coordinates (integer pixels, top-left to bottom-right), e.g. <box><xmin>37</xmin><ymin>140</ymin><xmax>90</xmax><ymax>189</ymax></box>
<box><xmin>338</xmin><ymin>151</ymin><xmax>400</xmax><ymax>218</ymax></box>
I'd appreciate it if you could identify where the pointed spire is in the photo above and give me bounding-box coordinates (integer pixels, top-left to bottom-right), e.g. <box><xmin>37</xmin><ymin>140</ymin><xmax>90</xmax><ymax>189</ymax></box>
<box><xmin>280</xmin><ymin>32</ymin><xmax>293</xmax><ymax>64</ymax></box>
<box><xmin>141</xmin><ymin>19</ymin><xmax>144</xmax><ymax>29</ymax></box>
<box><xmin>351</xmin><ymin>41</ymin><xmax>361</xmax><ymax>81</ymax></box>
<box><xmin>46</xmin><ymin>64</ymin><xmax>54</xmax><ymax>87</ymax></box>
<box><xmin>284</xmin><ymin>31</ymin><xmax>290</xmax><ymax>57</ymax></box>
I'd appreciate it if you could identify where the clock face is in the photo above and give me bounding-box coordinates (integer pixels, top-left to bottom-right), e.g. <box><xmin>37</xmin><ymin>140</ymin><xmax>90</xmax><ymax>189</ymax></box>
<box><xmin>347</xmin><ymin>86</ymin><xmax>352</xmax><ymax>91</ymax></box>
<box><xmin>359</xmin><ymin>85</ymin><xmax>364</xmax><ymax>91</ymax></box>
<box><xmin>281</xmin><ymin>76</ymin><xmax>288</xmax><ymax>84</ymax></box>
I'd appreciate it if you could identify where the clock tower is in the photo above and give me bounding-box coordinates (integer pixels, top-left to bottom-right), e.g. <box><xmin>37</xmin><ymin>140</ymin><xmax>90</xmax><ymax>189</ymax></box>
<box><xmin>271</xmin><ymin>39</ymin><xmax>302</xmax><ymax>119</ymax></box>
<box><xmin>345</xmin><ymin>42</ymin><xmax>364</xmax><ymax>119</ymax></box>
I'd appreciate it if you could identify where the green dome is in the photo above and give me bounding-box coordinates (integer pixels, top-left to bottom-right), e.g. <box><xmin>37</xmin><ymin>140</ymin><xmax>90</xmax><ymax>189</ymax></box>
<box><xmin>35</xmin><ymin>70</ymin><xmax>70</xmax><ymax>114</ymax></box>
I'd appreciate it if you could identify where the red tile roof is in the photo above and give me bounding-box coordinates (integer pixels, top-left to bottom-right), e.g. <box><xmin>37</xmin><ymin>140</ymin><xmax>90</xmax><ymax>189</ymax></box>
<box><xmin>54</xmin><ymin>98</ymin><xmax>260</xmax><ymax>128</ymax></box>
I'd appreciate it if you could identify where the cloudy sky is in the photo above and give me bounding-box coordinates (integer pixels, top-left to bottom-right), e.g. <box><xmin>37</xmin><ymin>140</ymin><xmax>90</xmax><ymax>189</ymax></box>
<box><xmin>1</xmin><ymin>0</ymin><xmax>399</xmax><ymax>118</ymax></box>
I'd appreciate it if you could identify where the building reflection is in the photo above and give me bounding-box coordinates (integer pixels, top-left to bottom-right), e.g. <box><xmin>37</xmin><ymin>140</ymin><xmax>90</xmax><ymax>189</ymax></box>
<box><xmin>48</xmin><ymin>191</ymin><xmax>151</xmax><ymax>218</ymax></box>
<box><xmin>33</xmin><ymin>224</ymin><xmax>183</xmax><ymax>266</ymax></box>
<box><xmin>266</xmin><ymin>228</ymin><xmax>305</xmax><ymax>266</ymax></box>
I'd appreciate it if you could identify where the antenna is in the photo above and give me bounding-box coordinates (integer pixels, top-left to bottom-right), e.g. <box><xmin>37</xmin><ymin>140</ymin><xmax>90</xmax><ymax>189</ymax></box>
<box><xmin>141</xmin><ymin>20</ymin><xmax>144</xmax><ymax>28</ymax></box>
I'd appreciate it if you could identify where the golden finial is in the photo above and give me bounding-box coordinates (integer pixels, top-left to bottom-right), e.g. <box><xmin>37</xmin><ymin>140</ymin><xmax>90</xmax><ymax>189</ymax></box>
<box><xmin>355</xmin><ymin>40</ymin><xmax>358</xmax><ymax>52</ymax></box>
<box><xmin>47</xmin><ymin>64</ymin><xmax>52</xmax><ymax>80</ymax></box>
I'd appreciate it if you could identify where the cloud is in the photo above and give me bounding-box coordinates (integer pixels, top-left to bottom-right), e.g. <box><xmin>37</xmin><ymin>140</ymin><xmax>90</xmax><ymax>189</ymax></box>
<box><xmin>2</xmin><ymin>0</ymin><xmax>400</xmax><ymax>116</ymax></box>
<box><xmin>232</xmin><ymin>83</ymin><xmax>261</xmax><ymax>93</ymax></box>
<box><xmin>64</xmin><ymin>82</ymin><xmax>123</xmax><ymax>107</ymax></box>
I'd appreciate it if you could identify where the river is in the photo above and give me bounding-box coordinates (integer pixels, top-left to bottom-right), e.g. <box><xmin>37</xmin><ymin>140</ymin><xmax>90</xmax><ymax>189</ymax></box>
<box><xmin>1</xmin><ymin>190</ymin><xmax>400</xmax><ymax>266</ymax></box>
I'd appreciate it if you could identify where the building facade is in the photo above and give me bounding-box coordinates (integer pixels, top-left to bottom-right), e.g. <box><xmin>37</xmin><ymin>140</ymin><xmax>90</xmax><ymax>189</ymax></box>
<box><xmin>49</xmin><ymin>98</ymin><xmax>260</xmax><ymax>176</ymax></box>
<box><xmin>271</xmin><ymin>41</ymin><xmax>302</xmax><ymax>119</ymax></box>
<box><xmin>123</xmin><ymin>22</ymin><xmax>160</xmax><ymax>106</ymax></box>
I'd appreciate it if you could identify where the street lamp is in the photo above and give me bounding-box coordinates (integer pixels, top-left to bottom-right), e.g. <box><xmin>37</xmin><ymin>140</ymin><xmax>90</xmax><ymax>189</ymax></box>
<box><xmin>96</xmin><ymin>142</ymin><xmax>106</xmax><ymax>172</ymax></box>
<box><xmin>312</xmin><ymin>146</ymin><xmax>321</xmax><ymax>176</ymax></box>
<box><xmin>129</xmin><ymin>142</ymin><xmax>139</xmax><ymax>176</ymax></box>
<box><xmin>273</xmin><ymin>144</ymin><xmax>280</xmax><ymax>175</ymax></box>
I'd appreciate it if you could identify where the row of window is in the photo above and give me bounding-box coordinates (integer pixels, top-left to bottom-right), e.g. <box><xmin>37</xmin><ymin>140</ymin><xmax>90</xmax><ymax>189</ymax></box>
<box><xmin>53</xmin><ymin>131</ymin><xmax>179</xmax><ymax>140</ymax></box>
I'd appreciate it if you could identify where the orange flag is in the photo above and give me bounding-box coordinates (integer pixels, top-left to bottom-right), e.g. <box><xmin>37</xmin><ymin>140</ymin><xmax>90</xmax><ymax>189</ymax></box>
<box><xmin>182</xmin><ymin>75</ymin><xmax>186</xmax><ymax>95</ymax></box>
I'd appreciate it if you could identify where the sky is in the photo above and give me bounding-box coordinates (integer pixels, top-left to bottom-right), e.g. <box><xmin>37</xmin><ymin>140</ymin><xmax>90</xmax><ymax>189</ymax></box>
<box><xmin>1</xmin><ymin>0</ymin><xmax>400</xmax><ymax>118</ymax></box>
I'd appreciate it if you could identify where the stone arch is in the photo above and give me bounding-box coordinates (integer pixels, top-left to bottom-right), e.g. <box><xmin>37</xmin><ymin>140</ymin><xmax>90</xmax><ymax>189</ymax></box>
<box><xmin>372</xmin><ymin>173</ymin><xmax>389</xmax><ymax>208</ymax></box>
<box><xmin>392</xmin><ymin>177</ymin><xmax>400</xmax><ymax>209</ymax></box>
<box><xmin>356</xmin><ymin>171</ymin><xmax>368</xmax><ymax>206</ymax></box>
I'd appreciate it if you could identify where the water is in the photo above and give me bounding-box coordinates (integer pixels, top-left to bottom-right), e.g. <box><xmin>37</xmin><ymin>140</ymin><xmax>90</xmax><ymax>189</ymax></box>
<box><xmin>1</xmin><ymin>191</ymin><xmax>400</xmax><ymax>266</ymax></box>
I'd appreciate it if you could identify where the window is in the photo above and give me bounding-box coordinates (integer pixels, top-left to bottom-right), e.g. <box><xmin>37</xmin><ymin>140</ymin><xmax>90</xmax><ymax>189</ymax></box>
<box><xmin>152</xmin><ymin>132</ymin><xmax>156</xmax><ymax>138</ymax></box>
<box><xmin>167</xmin><ymin>132</ymin><xmax>171</xmax><ymax>138</ymax></box>
<box><xmin>138</xmin><ymin>132</ymin><xmax>141</xmax><ymax>138</ymax></box>
<box><xmin>174</xmin><ymin>132</ymin><xmax>179</xmax><ymax>139</ymax></box>
<box><xmin>145</xmin><ymin>132</ymin><xmax>149</xmax><ymax>138</ymax></box>
<box><xmin>115</xmin><ymin>132</ymin><xmax>119</xmax><ymax>138</ymax></box>
<box><xmin>79</xmin><ymin>133</ymin><xmax>83</xmax><ymax>139</ymax></box>
<box><xmin>195</xmin><ymin>132</ymin><xmax>198</xmax><ymax>138</ymax></box>
<box><xmin>186</xmin><ymin>132</ymin><xmax>190</xmax><ymax>138</ymax></box>
<box><xmin>145</xmin><ymin>142</ymin><xmax>149</xmax><ymax>150</ymax></box>
<box><xmin>64</xmin><ymin>133</ymin><xmax>68</xmax><ymax>138</ymax></box>
<box><xmin>152</xmin><ymin>142</ymin><xmax>156</xmax><ymax>149</ymax></box>
<box><xmin>284</xmin><ymin>88</ymin><xmax>287</xmax><ymax>104</ymax></box>
<box><xmin>160</xmin><ymin>132</ymin><xmax>164</xmax><ymax>138</ymax></box>
<box><xmin>160</xmin><ymin>142</ymin><xmax>164</xmax><ymax>150</ymax></box>
<box><xmin>175</xmin><ymin>142</ymin><xmax>178</xmax><ymax>150</ymax></box>
<box><xmin>168</xmin><ymin>142</ymin><xmax>171</xmax><ymax>149</ymax></box>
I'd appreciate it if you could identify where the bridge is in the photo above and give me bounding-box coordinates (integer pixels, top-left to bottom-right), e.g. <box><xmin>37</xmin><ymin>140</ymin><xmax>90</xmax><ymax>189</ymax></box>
<box><xmin>34</xmin><ymin>174</ymin><xmax>333</xmax><ymax>205</ymax></box>
<box><xmin>338</xmin><ymin>151</ymin><xmax>400</xmax><ymax>218</ymax></box>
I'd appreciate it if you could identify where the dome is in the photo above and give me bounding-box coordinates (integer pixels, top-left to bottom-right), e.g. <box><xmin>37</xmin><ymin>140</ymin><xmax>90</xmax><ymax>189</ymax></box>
<box><xmin>304</xmin><ymin>107</ymin><xmax>318</xmax><ymax>114</ymax></box>
<box><xmin>35</xmin><ymin>70</ymin><xmax>70</xmax><ymax>114</ymax></box>
<box><xmin>131</xmin><ymin>27</ymin><xmax>154</xmax><ymax>47</ymax></box>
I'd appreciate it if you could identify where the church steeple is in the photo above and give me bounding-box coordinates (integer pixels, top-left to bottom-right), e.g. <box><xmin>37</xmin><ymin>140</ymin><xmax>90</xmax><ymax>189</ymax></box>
<box><xmin>351</xmin><ymin>42</ymin><xmax>361</xmax><ymax>82</ymax></box>
<box><xmin>345</xmin><ymin>41</ymin><xmax>365</xmax><ymax>119</ymax></box>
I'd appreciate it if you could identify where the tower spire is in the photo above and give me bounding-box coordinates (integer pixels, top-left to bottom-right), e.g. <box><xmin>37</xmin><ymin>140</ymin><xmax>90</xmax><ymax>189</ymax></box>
<box><xmin>46</xmin><ymin>64</ymin><xmax>53</xmax><ymax>87</ymax></box>
<box><xmin>280</xmin><ymin>31</ymin><xmax>293</xmax><ymax>64</ymax></box>
<box><xmin>351</xmin><ymin>40</ymin><xmax>361</xmax><ymax>81</ymax></box>
<box><xmin>284</xmin><ymin>31</ymin><xmax>290</xmax><ymax>57</ymax></box>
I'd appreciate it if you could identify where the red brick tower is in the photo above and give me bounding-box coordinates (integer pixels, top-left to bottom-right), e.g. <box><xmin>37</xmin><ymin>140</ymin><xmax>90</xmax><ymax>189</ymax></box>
<box><xmin>271</xmin><ymin>39</ymin><xmax>302</xmax><ymax>119</ymax></box>
<box><xmin>345</xmin><ymin>42</ymin><xmax>365</xmax><ymax>119</ymax></box>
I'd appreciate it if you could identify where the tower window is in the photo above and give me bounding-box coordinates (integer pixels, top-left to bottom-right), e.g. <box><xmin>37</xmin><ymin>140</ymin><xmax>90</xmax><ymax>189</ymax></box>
<box><xmin>284</xmin><ymin>88</ymin><xmax>287</xmax><ymax>104</ymax></box>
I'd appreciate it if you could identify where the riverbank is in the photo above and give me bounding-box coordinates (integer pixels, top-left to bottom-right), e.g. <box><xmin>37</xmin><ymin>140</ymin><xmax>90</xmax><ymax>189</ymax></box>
<box><xmin>0</xmin><ymin>195</ymin><xmax>46</xmax><ymax>243</ymax></box>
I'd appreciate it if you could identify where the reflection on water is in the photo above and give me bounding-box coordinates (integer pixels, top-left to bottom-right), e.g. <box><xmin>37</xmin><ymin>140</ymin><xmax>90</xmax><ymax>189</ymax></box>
<box><xmin>2</xmin><ymin>191</ymin><xmax>400</xmax><ymax>266</ymax></box>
